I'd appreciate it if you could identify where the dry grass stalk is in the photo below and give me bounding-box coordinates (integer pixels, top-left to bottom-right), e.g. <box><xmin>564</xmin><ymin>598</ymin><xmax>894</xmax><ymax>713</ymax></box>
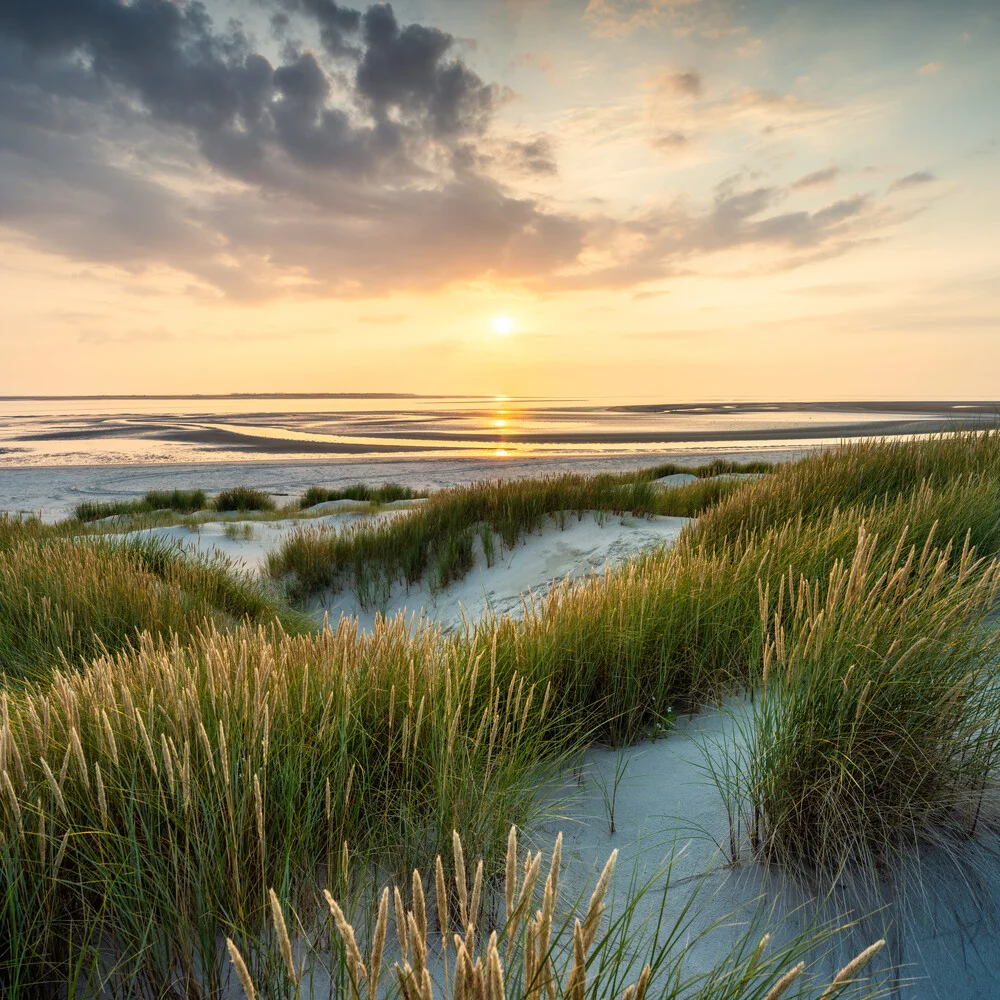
<box><xmin>371</xmin><ymin>887</ymin><xmax>390</xmax><ymax>998</ymax></box>
<box><xmin>95</xmin><ymin>762</ymin><xmax>107</xmax><ymax>828</ymax></box>
<box><xmin>269</xmin><ymin>887</ymin><xmax>297</xmax><ymax>983</ymax></box>
<box><xmin>226</xmin><ymin>937</ymin><xmax>256</xmax><ymax>1000</ymax></box>
<box><xmin>505</xmin><ymin>825</ymin><xmax>518</xmax><ymax>923</ymax></box>
<box><xmin>819</xmin><ymin>940</ymin><xmax>886</xmax><ymax>999</ymax></box>
<box><xmin>395</xmin><ymin>885</ymin><xmax>410</xmax><ymax>966</ymax></box>
<box><xmin>324</xmin><ymin>891</ymin><xmax>368</xmax><ymax>997</ymax></box>
<box><xmin>322</xmin><ymin>830</ymin><xmax>646</xmax><ymax>1000</ymax></box>
<box><xmin>764</xmin><ymin>961</ymin><xmax>805</xmax><ymax>1000</ymax></box>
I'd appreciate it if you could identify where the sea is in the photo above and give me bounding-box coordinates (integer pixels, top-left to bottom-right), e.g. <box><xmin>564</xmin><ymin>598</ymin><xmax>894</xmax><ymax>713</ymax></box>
<box><xmin>0</xmin><ymin>395</ymin><xmax>993</xmax><ymax>519</ymax></box>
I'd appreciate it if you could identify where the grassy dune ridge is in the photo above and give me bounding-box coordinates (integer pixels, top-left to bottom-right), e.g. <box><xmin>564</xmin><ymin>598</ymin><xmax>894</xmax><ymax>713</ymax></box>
<box><xmin>3</xmin><ymin>433</ymin><xmax>1000</xmax><ymax>995</ymax></box>
<box><xmin>299</xmin><ymin>483</ymin><xmax>426</xmax><ymax>507</ymax></box>
<box><xmin>268</xmin><ymin>470</ymin><xmax>751</xmax><ymax>605</ymax></box>
<box><xmin>0</xmin><ymin>523</ymin><xmax>312</xmax><ymax>681</ymax></box>
<box><xmin>73</xmin><ymin>483</ymin><xmax>426</xmax><ymax>524</ymax></box>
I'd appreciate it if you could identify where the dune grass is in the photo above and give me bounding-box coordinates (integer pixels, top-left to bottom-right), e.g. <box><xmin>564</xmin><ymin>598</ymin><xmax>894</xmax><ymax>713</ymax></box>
<box><xmin>213</xmin><ymin>486</ymin><xmax>276</xmax><ymax>512</ymax></box>
<box><xmin>455</xmin><ymin>473</ymin><xmax>1000</xmax><ymax>750</ymax></box>
<box><xmin>0</xmin><ymin>515</ymin><xmax>310</xmax><ymax>681</ymax></box>
<box><xmin>0</xmin><ymin>620</ymin><xmax>565</xmax><ymax>994</ymax></box>
<box><xmin>269</xmin><ymin>472</ymin><xmax>745</xmax><ymax>605</ymax></box>
<box><xmin>74</xmin><ymin>489</ymin><xmax>208</xmax><ymax>522</ymax></box>
<box><xmin>299</xmin><ymin>483</ymin><xmax>427</xmax><ymax>508</ymax></box>
<box><xmin>694</xmin><ymin>429</ymin><xmax>1000</xmax><ymax>551</ymax></box>
<box><xmin>73</xmin><ymin>486</ymin><xmax>277</xmax><ymax>521</ymax></box>
<box><xmin>639</xmin><ymin>457</ymin><xmax>775</xmax><ymax>480</ymax></box>
<box><xmin>228</xmin><ymin>826</ymin><xmax>887</xmax><ymax>1000</ymax></box>
<box><xmin>730</xmin><ymin>527</ymin><xmax>1000</xmax><ymax>872</ymax></box>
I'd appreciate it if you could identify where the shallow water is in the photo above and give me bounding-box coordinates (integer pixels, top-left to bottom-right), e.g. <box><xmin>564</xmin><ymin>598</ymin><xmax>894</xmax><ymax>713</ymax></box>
<box><xmin>0</xmin><ymin>396</ymin><xmax>985</xmax><ymax>467</ymax></box>
<box><xmin>0</xmin><ymin>396</ymin><xmax>990</xmax><ymax>518</ymax></box>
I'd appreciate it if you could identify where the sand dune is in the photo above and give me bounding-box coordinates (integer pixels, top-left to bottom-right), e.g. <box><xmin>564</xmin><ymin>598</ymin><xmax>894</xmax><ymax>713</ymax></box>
<box><xmin>110</xmin><ymin>501</ymin><xmax>1000</xmax><ymax>997</ymax></box>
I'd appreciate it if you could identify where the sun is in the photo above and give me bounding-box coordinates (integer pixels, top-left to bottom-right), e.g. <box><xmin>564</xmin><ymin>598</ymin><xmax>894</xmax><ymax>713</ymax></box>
<box><xmin>491</xmin><ymin>315</ymin><xmax>514</xmax><ymax>336</ymax></box>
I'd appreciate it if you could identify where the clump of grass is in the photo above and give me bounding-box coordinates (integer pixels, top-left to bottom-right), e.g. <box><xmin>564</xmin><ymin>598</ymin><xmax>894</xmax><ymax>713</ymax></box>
<box><xmin>0</xmin><ymin>513</ymin><xmax>64</xmax><ymax>552</ymax></box>
<box><xmin>694</xmin><ymin>429</ymin><xmax>1000</xmax><ymax>551</ymax></box>
<box><xmin>732</xmin><ymin>525</ymin><xmax>1000</xmax><ymax>871</ymax></box>
<box><xmin>0</xmin><ymin>622</ymin><xmax>562</xmax><ymax>993</ymax></box>
<box><xmin>227</xmin><ymin>827</ymin><xmax>887</xmax><ymax>1000</ymax></box>
<box><xmin>641</xmin><ymin>458</ymin><xmax>775</xmax><ymax>480</ymax></box>
<box><xmin>0</xmin><ymin>520</ymin><xmax>308</xmax><ymax>680</ymax></box>
<box><xmin>300</xmin><ymin>483</ymin><xmax>426</xmax><ymax>508</ymax></box>
<box><xmin>214</xmin><ymin>487</ymin><xmax>276</xmax><ymax>512</ymax></box>
<box><xmin>144</xmin><ymin>487</ymin><xmax>208</xmax><ymax>511</ymax></box>
<box><xmin>270</xmin><ymin>473</ymin><xmax>741</xmax><ymax>605</ymax></box>
<box><xmin>74</xmin><ymin>488</ymin><xmax>207</xmax><ymax>522</ymax></box>
<box><xmin>224</xmin><ymin>522</ymin><xmax>257</xmax><ymax>541</ymax></box>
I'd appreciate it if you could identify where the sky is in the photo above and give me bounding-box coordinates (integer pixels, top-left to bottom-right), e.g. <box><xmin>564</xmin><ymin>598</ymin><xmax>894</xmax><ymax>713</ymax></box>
<box><xmin>0</xmin><ymin>0</ymin><xmax>997</xmax><ymax>399</ymax></box>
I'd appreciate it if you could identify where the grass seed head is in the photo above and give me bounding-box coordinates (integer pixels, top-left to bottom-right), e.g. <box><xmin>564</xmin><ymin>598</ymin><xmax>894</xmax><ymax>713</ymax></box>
<box><xmin>268</xmin><ymin>888</ymin><xmax>297</xmax><ymax>983</ymax></box>
<box><xmin>226</xmin><ymin>938</ymin><xmax>256</xmax><ymax>1000</ymax></box>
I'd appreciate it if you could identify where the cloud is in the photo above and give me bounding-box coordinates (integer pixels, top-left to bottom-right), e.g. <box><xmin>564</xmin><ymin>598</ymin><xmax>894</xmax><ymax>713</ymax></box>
<box><xmin>0</xmin><ymin>0</ymin><xmax>565</xmax><ymax>297</ymax></box>
<box><xmin>271</xmin><ymin>0</ymin><xmax>362</xmax><ymax>57</ymax></box>
<box><xmin>549</xmin><ymin>173</ymin><xmax>891</xmax><ymax>291</ymax></box>
<box><xmin>792</xmin><ymin>166</ymin><xmax>841</xmax><ymax>189</ymax></box>
<box><xmin>0</xmin><ymin>0</ymin><xmax>915</xmax><ymax>302</ymax></box>
<box><xmin>500</xmin><ymin>135</ymin><xmax>558</xmax><ymax>175</ymax></box>
<box><xmin>643</xmin><ymin>76</ymin><xmax>864</xmax><ymax>154</ymax></box>
<box><xmin>888</xmin><ymin>170</ymin><xmax>936</xmax><ymax>193</ymax></box>
<box><xmin>666</xmin><ymin>69</ymin><xmax>703</xmax><ymax>96</ymax></box>
<box><xmin>919</xmin><ymin>61</ymin><xmax>944</xmax><ymax>76</ymax></box>
<box><xmin>355</xmin><ymin>4</ymin><xmax>496</xmax><ymax>136</ymax></box>
<box><xmin>651</xmin><ymin>130</ymin><xmax>691</xmax><ymax>151</ymax></box>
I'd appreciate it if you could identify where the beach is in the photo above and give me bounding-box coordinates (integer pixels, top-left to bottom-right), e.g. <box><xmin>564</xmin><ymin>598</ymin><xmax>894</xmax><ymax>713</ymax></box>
<box><xmin>1</xmin><ymin>396</ymin><xmax>993</xmax><ymax>519</ymax></box>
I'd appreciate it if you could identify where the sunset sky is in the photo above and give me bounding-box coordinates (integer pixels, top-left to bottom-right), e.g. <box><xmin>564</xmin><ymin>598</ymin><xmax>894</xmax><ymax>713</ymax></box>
<box><xmin>1</xmin><ymin>0</ymin><xmax>997</xmax><ymax>399</ymax></box>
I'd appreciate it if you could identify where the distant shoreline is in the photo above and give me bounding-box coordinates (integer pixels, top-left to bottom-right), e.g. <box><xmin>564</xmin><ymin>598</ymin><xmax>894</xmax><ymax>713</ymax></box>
<box><xmin>2</xmin><ymin>396</ymin><xmax>999</xmax><ymax>411</ymax></box>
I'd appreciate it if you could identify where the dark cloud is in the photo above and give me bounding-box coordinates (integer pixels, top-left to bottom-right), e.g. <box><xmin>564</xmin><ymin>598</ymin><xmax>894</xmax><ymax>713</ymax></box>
<box><xmin>271</xmin><ymin>0</ymin><xmax>362</xmax><ymax>56</ymax></box>
<box><xmin>652</xmin><ymin>130</ymin><xmax>691</xmax><ymax>151</ymax></box>
<box><xmin>792</xmin><ymin>166</ymin><xmax>841</xmax><ymax>189</ymax></box>
<box><xmin>0</xmin><ymin>0</ymin><xmax>254</xmax><ymax>133</ymax></box>
<box><xmin>356</xmin><ymin>4</ymin><xmax>496</xmax><ymax>136</ymax></box>
<box><xmin>0</xmin><ymin>0</ymin><xmax>494</xmax><ymax>188</ymax></box>
<box><xmin>667</xmin><ymin>69</ymin><xmax>703</xmax><ymax>96</ymax></box>
<box><xmin>502</xmin><ymin>136</ymin><xmax>558</xmax><ymax>175</ymax></box>
<box><xmin>888</xmin><ymin>170</ymin><xmax>936</xmax><ymax>192</ymax></box>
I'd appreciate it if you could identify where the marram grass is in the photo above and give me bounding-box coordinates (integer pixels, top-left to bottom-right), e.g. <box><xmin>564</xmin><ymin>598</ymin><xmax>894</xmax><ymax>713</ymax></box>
<box><xmin>268</xmin><ymin>472</ymin><xmax>745</xmax><ymax>605</ymax></box>
<box><xmin>300</xmin><ymin>483</ymin><xmax>427</xmax><ymax>508</ymax></box>
<box><xmin>737</xmin><ymin>526</ymin><xmax>1000</xmax><ymax>871</ymax></box>
<box><xmin>0</xmin><ymin>526</ymin><xmax>310</xmax><ymax>680</ymax></box>
<box><xmin>227</xmin><ymin>827</ymin><xmax>888</xmax><ymax>1000</ymax></box>
<box><xmin>0</xmin><ymin>620</ymin><xmax>565</xmax><ymax>993</ymax></box>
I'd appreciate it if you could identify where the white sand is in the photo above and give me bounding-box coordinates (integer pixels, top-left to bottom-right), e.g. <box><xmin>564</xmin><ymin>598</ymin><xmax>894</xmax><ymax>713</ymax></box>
<box><xmin>653</xmin><ymin>472</ymin><xmax>699</xmax><ymax>487</ymax></box>
<box><xmin>118</xmin><ymin>508</ymin><xmax>687</xmax><ymax>632</ymax></box>
<box><xmin>537</xmin><ymin>704</ymin><xmax>1000</xmax><ymax>998</ymax></box>
<box><xmin>313</xmin><ymin>511</ymin><xmax>688</xmax><ymax>632</ymax></box>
